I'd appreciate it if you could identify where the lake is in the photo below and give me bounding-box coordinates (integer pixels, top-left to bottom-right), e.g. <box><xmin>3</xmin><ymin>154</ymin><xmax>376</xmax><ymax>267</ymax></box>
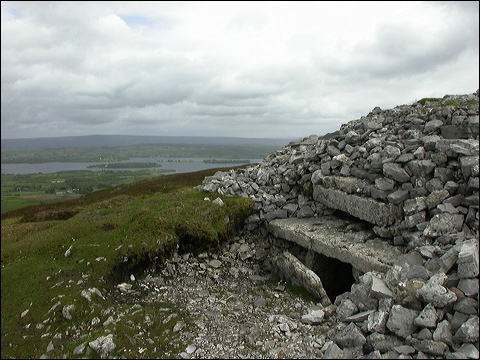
<box><xmin>1</xmin><ymin>157</ymin><xmax>263</xmax><ymax>175</ymax></box>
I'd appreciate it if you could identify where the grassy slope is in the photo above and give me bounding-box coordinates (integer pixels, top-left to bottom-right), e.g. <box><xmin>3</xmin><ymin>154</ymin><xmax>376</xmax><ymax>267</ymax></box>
<box><xmin>1</xmin><ymin>167</ymin><xmax>254</xmax><ymax>359</ymax></box>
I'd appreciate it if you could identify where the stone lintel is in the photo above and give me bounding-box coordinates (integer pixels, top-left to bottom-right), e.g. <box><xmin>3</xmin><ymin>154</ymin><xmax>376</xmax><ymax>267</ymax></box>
<box><xmin>313</xmin><ymin>185</ymin><xmax>403</xmax><ymax>227</ymax></box>
<box><xmin>267</xmin><ymin>217</ymin><xmax>403</xmax><ymax>274</ymax></box>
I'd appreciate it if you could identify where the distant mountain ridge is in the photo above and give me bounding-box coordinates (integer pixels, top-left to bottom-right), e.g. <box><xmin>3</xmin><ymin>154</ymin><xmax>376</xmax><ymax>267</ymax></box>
<box><xmin>1</xmin><ymin>135</ymin><xmax>292</xmax><ymax>149</ymax></box>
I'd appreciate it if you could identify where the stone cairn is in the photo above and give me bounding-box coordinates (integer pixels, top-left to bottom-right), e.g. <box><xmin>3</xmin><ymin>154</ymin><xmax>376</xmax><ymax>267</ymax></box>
<box><xmin>196</xmin><ymin>91</ymin><xmax>479</xmax><ymax>358</ymax></box>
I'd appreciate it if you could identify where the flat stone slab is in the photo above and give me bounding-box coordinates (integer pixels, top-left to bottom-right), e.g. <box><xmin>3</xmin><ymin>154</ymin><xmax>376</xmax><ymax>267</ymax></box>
<box><xmin>313</xmin><ymin>185</ymin><xmax>403</xmax><ymax>227</ymax></box>
<box><xmin>267</xmin><ymin>216</ymin><xmax>404</xmax><ymax>274</ymax></box>
<box><xmin>271</xmin><ymin>251</ymin><xmax>332</xmax><ymax>306</ymax></box>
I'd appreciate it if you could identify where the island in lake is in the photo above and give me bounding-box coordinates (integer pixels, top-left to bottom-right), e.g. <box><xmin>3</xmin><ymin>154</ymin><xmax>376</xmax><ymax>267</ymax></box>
<box><xmin>87</xmin><ymin>162</ymin><xmax>161</xmax><ymax>169</ymax></box>
<box><xmin>202</xmin><ymin>159</ymin><xmax>251</xmax><ymax>164</ymax></box>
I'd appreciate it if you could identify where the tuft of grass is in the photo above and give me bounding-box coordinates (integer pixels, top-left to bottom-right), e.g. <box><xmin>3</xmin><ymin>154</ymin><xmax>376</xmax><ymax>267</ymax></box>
<box><xmin>443</xmin><ymin>98</ymin><xmax>479</xmax><ymax>107</ymax></box>
<box><xmin>416</xmin><ymin>96</ymin><xmax>478</xmax><ymax>108</ymax></box>
<box><xmin>417</xmin><ymin>97</ymin><xmax>442</xmax><ymax>105</ymax></box>
<box><xmin>268</xmin><ymin>277</ymin><xmax>319</xmax><ymax>303</ymax></box>
<box><xmin>1</xmin><ymin>167</ymin><xmax>254</xmax><ymax>359</ymax></box>
<box><xmin>285</xmin><ymin>282</ymin><xmax>319</xmax><ymax>303</ymax></box>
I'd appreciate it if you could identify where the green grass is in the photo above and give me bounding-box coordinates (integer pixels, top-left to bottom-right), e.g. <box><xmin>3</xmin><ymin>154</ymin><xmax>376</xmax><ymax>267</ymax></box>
<box><xmin>267</xmin><ymin>277</ymin><xmax>318</xmax><ymax>303</ymax></box>
<box><xmin>1</xmin><ymin>194</ymin><xmax>44</xmax><ymax>213</ymax></box>
<box><xmin>1</xmin><ymin>192</ymin><xmax>83</xmax><ymax>214</ymax></box>
<box><xmin>417</xmin><ymin>96</ymin><xmax>478</xmax><ymax>107</ymax></box>
<box><xmin>417</xmin><ymin>97</ymin><xmax>442</xmax><ymax>105</ymax></box>
<box><xmin>443</xmin><ymin>98</ymin><xmax>479</xmax><ymax>107</ymax></box>
<box><xmin>1</xmin><ymin>167</ymin><xmax>254</xmax><ymax>359</ymax></box>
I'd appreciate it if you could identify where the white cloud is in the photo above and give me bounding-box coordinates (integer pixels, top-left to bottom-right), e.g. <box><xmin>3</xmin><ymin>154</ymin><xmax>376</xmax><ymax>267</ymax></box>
<box><xmin>1</xmin><ymin>1</ymin><xmax>478</xmax><ymax>140</ymax></box>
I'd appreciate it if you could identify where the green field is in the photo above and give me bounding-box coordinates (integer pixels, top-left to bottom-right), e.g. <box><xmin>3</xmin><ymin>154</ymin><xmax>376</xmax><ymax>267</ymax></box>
<box><xmin>1</xmin><ymin>169</ymin><xmax>174</xmax><ymax>214</ymax></box>
<box><xmin>1</xmin><ymin>192</ymin><xmax>82</xmax><ymax>214</ymax></box>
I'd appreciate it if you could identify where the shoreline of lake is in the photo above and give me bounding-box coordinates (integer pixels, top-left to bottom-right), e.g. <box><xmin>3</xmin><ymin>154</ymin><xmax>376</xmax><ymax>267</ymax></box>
<box><xmin>1</xmin><ymin>157</ymin><xmax>263</xmax><ymax>175</ymax></box>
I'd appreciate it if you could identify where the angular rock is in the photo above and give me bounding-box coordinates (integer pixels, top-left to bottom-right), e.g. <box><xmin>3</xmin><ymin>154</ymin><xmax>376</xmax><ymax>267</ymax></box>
<box><xmin>370</xmin><ymin>276</ymin><xmax>393</xmax><ymax>299</ymax></box>
<box><xmin>432</xmin><ymin>320</ymin><xmax>453</xmax><ymax>346</ymax></box>
<box><xmin>89</xmin><ymin>334</ymin><xmax>116</xmax><ymax>358</ymax></box>
<box><xmin>336</xmin><ymin>298</ymin><xmax>359</xmax><ymax>322</ymax></box>
<box><xmin>387</xmin><ymin>190</ymin><xmax>409</xmax><ymax>204</ymax></box>
<box><xmin>335</xmin><ymin>322</ymin><xmax>366</xmax><ymax>349</ymax></box>
<box><xmin>457</xmin><ymin>278</ymin><xmax>479</xmax><ymax>297</ymax></box>
<box><xmin>425</xmin><ymin>190</ymin><xmax>450</xmax><ymax>209</ymax></box>
<box><xmin>417</xmin><ymin>273</ymin><xmax>458</xmax><ymax>308</ymax></box>
<box><xmin>417</xmin><ymin>328</ymin><xmax>433</xmax><ymax>340</ymax></box>
<box><xmin>367</xmin><ymin>309</ymin><xmax>389</xmax><ymax>334</ymax></box>
<box><xmin>451</xmin><ymin>311</ymin><xmax>471</xmax><ymax>333</ymax></box>
<box><xmin>344</xmin><ymin>310</ymin><xmax>375</xmax><ymax>323</ymax></box>
<box><xmin>297</xmin><ymin>205</ymin><xmax>314</xmax><ymax>218</ymax></box>
<box><xmin>375</xmin><ymin>177</ymin><xmax>395</xmax><ymax>191</ymax></box>
<box><xmin>403</xmin><ymin>198</ymin><xmax>427</xmax><ymax>216</ymax></box>
<box><xmin>414</xmin><ymin>303</ymin><xmax>438</xmax><ymax>329</ymax></box>
<box><xmin>383</xmin><ymin>163</ymin><xmax>411</xmax><ymax>183</ymax></box>
<box><xmin>212</xmin><ymin>197</ymin><xmax>224</xmax><ymax>206</ymax></box>
<box><xmin>453</xmin><ymin>297</ymin><xmax>478</xmax><ymax>315</ymax></box>
<box><xmin>408</xmin><ymin>338</ymin><xmax>448</xmax><ymax>357</ymax></box>
<box><xmin>423</xmin><ymin>213</ymin><xmax>464</xmax><ymax>238</ymax></box>
<box><xmin>73</xmin><ymin>343</ymin><xmax>86</xmax><ymax>355</ymax></box>
<box><xmin>264</xmin><ymin>209</ymin><xmax>288</xmax><ymax>222</ymax></box>
<box><xmin>366</xmin><ymin>332</ymin><xmax>403</xmax><ymax>353</ymax></box>
<box><xmin>456</xmin><ymin>343</ymin><xmax>479</xmax><ymax>359</ymax></box>
<box><xmin>322</xmin><ymin>341</ymin><xmax>345</xmax><ymax>359</ymax></box>
<box><xmin>454</xmin><ymin>315</ymin><xmax>479</xmax><ymax>343</ymax></box>
<box><xmin>457</xmin><ymin>240</ymin><xmax>479</xmax><ymax>278</ymax></box>
<box><xmin>386</xmin><ymin>305</ymin><xmax>419</xmax><ymax>339</ymax></box>
<box><xmin>394</xmin><ymin>345</ymin><xmax>416</xmax><ymax>355</ymax></box>
<box><xmin>301</xmin><ymin>309</ymin><xmax>325</xmax><ymax>325</ymax></box>
<box><xmin>348</xmin><ymin>282</ymin><xmax>379</xmax><ymax>312</ymax></box>
<box><xmin>460</xmin><ymin>156</ymin><xmax>479</xmax><ymax>178</ymax></box>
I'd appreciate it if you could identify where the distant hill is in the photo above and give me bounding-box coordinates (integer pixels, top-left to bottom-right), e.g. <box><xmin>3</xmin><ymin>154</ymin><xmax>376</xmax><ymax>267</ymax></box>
<box><xmin>1</xmin><ymin>135</ymin><xmax>291</xmax><ymax>149</ymax></box>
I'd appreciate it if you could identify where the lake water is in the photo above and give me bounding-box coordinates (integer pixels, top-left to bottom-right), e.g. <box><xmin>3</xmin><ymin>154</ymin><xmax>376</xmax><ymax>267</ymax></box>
<box><xmin>1</xmin><ymin>157</ymin><xmax>264</xmax><ymax>175</ymax></box>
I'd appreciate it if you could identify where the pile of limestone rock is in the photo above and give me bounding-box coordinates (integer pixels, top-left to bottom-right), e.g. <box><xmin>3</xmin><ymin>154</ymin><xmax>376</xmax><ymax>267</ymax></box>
<box><xmin>196</xmin><ymin>91</ymin><xmax>479</xmax><ymax>358</ymax></box>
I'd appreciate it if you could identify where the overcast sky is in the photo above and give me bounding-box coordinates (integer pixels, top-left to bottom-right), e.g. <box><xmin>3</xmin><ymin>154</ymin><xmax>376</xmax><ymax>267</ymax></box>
<box><xmin>1</xmin><ymin>1</ymin><xmax>479</xmax><ymax>140</ymax></box>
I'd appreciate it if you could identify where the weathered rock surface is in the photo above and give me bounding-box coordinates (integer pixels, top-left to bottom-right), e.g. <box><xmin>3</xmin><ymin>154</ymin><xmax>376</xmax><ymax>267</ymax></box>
<box><xmin>313</xmin><ymin>183</ymin><xmax>403</xmax><ymax>227</ymax></box>
<box><xmin>267</xmin><ymin>216</ymin><xmax>403</xmax><ymax>274</ymax></box>
<box><xmin>193</xmin><ymin>91</ymin><xmax>479</xmax><ymax>359</ymax></box>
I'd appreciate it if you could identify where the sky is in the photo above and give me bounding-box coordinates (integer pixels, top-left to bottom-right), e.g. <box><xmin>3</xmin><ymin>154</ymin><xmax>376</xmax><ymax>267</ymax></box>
<box><xmin>1</xmin><ymin>1</ymin><xmax>479</xmax><ymax>140</ymax></box>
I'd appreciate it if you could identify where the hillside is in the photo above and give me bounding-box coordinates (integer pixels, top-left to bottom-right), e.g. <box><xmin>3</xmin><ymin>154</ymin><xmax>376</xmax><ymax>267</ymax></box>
<box><xmin>1</xmin><ymin>167</ymin><xmax>255</xmax><ymax>358</ymax></box>
<box><xmin>1</xmin><ymin>91</ymin><xmax>478</xmax><ymax>359</ymax></box>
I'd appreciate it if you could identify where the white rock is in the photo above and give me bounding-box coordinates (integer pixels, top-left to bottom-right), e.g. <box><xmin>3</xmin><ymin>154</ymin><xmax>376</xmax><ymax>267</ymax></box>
<box><xmin>89</xmin><ymin>334</ymin><xmax>116</xmax><ymax>358</ymax></box>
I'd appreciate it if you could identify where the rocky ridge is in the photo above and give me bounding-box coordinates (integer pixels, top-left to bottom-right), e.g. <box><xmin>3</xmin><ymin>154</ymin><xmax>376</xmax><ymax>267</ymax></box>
<box><xmin>195</xmin><ymin>91</ymin><xmax>479</xmax><ymax>358</ymax></box>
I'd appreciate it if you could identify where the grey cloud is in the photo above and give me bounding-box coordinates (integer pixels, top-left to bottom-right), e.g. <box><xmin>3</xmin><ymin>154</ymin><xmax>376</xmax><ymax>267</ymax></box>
<box><xmin>315</xmin><ymin>3</ymin><xmax>478</xmax><ymax>80</ymax></box>
<box><xmin>116</xmin><ymin>78</ymin><xmax>193</xmax><ymax>107</ymax></box>
<box><xmin>1</xmin><ymin>1</ymin><xmax>478</xmax><ymax>140</ymax></box>
<box><xmin>228</xmin><ymin>10</ymin><xmax>269</xmax><ymax>30</ymax></box>
<box><xmin>119</xmin><ymin>15</ymin><xmax>156</xmax><ymax>27</ymax></box>
<box><xmin>433</xmin><ymin>1</ymin><xmax>479</xmax><ymax>14</ymax></box>
<box><xmin>191</xmin><ymin>80</ymin><xmax>280</xmax><ymax>107</ymax></box>
<box><xmin>185</xmin><ymin>104</ymin><xmax>266</xmax><ymax>118</ymax></box>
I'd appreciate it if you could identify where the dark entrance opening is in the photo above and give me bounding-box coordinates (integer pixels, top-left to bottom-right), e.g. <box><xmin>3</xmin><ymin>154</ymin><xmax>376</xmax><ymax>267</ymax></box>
<box><xmin>333</xmin><ymin>209</ymin><xmax>373</xmax><ymax>231</ymax></box>
<box><xmin>309</xmin><ymin>252</ymin><xmax>356</xmax><ymax>302</ymax></box>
